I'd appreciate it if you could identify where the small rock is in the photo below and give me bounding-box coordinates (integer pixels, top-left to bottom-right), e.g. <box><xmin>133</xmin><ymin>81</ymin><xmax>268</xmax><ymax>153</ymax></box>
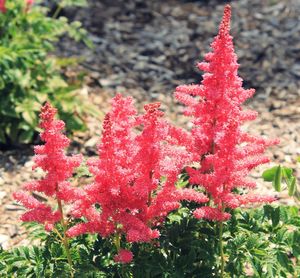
<box><xmin>0</xmin><ymin>191</ymin><xmax>7</xmax><ymax>200</ymax></box>
<box><xmin>8</xmin><ymin>225</ymin><xmax>18</xmax><ymax>238</ymax></box>
<box><xmin>0</xmin><ymin>234</ymin><xmax>10</xmax><ymax>249</ymax></box>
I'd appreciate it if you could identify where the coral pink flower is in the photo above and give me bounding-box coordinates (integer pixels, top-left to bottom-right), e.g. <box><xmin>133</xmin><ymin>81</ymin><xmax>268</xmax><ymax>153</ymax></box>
<box><xmin>114</xmin><ymin>249</ymin><xmax>133</xmax><ymax>264</ymax></box>
<box><xmin>175</xmin><ymin>5</ymin><xmax>278</xmax><ymax>221</ymax></box>
<box><xmin>13</xmin><ymin>102</ymin><xmax>82</xmax><ymax>229</ymax></box>
<box><xmin>0</xmin><ymin>0</ymin><xmax>6</xmax><ymax>13</ymax></box>
<box><xmin>67</xmin><ymin>94</ymin><xmax>208</xmax><ymax>250</ymax></box>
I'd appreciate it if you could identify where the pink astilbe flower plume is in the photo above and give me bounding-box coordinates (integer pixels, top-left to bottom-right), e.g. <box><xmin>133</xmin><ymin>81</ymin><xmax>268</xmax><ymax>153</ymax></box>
<box><xmin>114</xmin><ymin>249</ymin><xmax>133</xmax><ymax>264</ymax></box>
<box><xmin>175</xmin><ymin>5</ymin><xmax>278</xmax><ymax>221</ymax></box>
<box><xmin>67</xmin><ymin>94</ymin><xmax>208</xmax><ymax>261</ymax></box>
<box><xmin>13</xmin><ymin>102</ymin><xmax>82</xmax><ymax>230</ymax></box>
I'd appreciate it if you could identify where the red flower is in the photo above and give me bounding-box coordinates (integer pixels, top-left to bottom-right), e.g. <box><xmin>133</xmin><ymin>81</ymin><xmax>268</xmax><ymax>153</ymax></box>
<box><xmin>67</xmin><ymin>94</ymin><xmax>208</xmax><ymax>246</ymax></box>
<box><xmin>114</xmin><ymin>249</ymin><xmax>133</xmax><ymax>264</ymax></box>
<box><xmin>175</xmin><ymin>5</ymin><xmax>278</xmax><ymax>221</ymax></box>
<box><xmin>13</xmin><ymin>102</ymin><xmax>82</xmax><ymax>229</ymax></box>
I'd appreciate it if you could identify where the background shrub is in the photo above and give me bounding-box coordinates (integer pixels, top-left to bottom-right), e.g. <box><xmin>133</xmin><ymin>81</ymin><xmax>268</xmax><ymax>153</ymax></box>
<box><xmin>0</xmin><ymin>0</ymin><xmax>94</xmax><ymax>145</ymax></box>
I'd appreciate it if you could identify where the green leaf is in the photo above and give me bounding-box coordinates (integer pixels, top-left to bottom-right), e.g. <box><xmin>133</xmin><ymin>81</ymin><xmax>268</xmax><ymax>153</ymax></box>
<box><xmin>281</xmin><ymin>167</ymin><xmax>293</xmax><ymax>180</ymax></box>
<box><xmin>262</xmin><ymin>166</ymin><xmax>278</xmax><ymax>182</ymax></box>
<box><xmin>18</xmin><ymin>130</ymin><xmax>35</xmax><ymax>144</ymax></box>
<box><xmin>60</xmin><ymin>0</ymin><xmax>88</xmax><ymax>8</ymax></box>
<box><xmin>277</xmin><ymin>252</ymin><xmax>292</xmax><ymax>270</ymax></box>
<box><xmin>273</xmin><ymin>165</ymin><xmax>282</xmax><ymax>192</ymax></box>
<box><xmin>0</xmin><ymin>129</ymin><xmax>6</xmax><ymax>143</ymax></box>
<box><xmin>22</xmin><ymin>111</ymin><xmax>38</xmax><ymax>127</ymax></box>
<box><xmin>287</xmin><ymin>177</ymin><xmax>297</xmax><ymax>197</ymax></box>
<box><xmin>271</xmin><ymin>207</ymin><xmax>280</xmax><ymax>227</ymax></box>
<box><xmin>263</xmin><ymin>166</ymin><xmax>292</xmax><ymax>183</ymax></box>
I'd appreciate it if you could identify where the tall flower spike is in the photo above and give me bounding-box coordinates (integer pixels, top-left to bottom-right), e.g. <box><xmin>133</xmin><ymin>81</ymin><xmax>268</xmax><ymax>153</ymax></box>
<box><xmin>13</xmin><ymin>102</ymin><xmax>82</xmax><ymax>230</ymax></box>
<box><xmin>67</xmin><ymin>94</ymin><xmax>208</xmax><ymax>261</ymax></box>
<box><xmin>175</xmin><ymin>4</ymin><xmax>279</xmax><ymax>222</ymax></box>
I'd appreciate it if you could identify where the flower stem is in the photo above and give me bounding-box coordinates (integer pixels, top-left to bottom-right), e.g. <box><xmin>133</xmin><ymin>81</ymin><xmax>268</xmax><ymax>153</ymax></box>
<box><xmin>53</xmin><ymin>4</ymin><xmax>62</xmax><ymax>19</ymax></box>
<box><xmin>57</xmin><ymin>198</ymin><xmax>74</xmax><ymax>278</ymax></box>
<box><xmin>114</xmin><ymin>233</ymin><xmax>121</xmax><ymax>251</ymax></box>
<box><xmin>218</xmin><ymin>205</ymin><xmax>225</xmax><ymax>278</ymax></box>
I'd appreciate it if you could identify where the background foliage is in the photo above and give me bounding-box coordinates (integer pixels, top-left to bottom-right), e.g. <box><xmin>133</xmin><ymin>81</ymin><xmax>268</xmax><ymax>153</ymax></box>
<box><xmin>0</xmin><ymin>0</ymin><xmax>94</xmax><ymax>145</ymax></box>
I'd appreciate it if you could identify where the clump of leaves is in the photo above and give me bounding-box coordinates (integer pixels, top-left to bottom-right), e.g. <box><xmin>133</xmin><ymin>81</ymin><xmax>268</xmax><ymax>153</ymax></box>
<box><xmin>1</xmin><ymin>205</ymin><xmax>299</xmax><ymax>277</ymax></box>
<box><xmin>0</xmin><ymin>0</ymin><xmax>96</xmax><ymax>145</ymax></box>
<box><xmin>226</xmin><ymin>205</ymin><xmax>300</xmax><ymax>277</ymax></box>
<box><xmin>129</xmin><ymin>205</ymin><xmax>300</xmax><ymax>277</ymax></box>
<box><xmin>262</xmin><ymin>159</ymin><xmax>300</xmax><ymax>202</ymax></box>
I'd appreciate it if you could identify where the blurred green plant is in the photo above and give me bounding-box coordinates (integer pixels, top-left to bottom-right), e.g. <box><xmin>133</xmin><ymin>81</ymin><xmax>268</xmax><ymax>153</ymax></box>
<box><xmin>0</xmin><ymin>0</ymin><xmax>96</xmax><ymax>145</ymax></box>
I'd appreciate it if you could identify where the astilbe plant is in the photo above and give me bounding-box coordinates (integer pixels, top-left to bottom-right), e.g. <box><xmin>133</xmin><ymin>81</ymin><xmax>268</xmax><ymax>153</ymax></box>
<box><xmin>175</xmin><ymin>5</ymin><xmax>279</xmax><ymax>276</ymax></box>
<box><xmin>13</xmin><ymin>102</ymin><xmax>83</xmax><ymax>276</ymax></box>
<box><xmin>175</xmin><ymin>5</ymin><xmax>278</xmax><ymax>220</ymax></box>
<box><xmin>9</xmin><ymin>4</ymin><xmax>288</xmax><ymax>276</ymax></box>
<box><xmin>66</xmin><ymin>94</ymin><xmax>208</xmax><ymax>262</ymax></box>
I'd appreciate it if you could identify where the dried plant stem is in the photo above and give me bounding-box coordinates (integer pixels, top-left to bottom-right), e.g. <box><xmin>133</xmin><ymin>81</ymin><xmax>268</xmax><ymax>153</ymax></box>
<box><xmin>57</xmin><ymin>198</ymin><xmax>74</xmax><ymax>278</ymax></box>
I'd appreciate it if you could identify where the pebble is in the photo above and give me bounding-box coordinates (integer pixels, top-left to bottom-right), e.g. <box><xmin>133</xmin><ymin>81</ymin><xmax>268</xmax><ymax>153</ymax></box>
<box><xmin>0</xmin><ymin>191</ymin><xmax>7</xmax><ymax>200</ymax></box>
<box><xmin>0</xmin><ymin>234</ymin><xmax>10</xmax><ymax>249</ymax></box>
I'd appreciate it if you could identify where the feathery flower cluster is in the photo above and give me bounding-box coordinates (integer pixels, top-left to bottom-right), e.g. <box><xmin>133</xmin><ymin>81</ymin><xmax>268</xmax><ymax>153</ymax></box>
<box><xmin>67</xmin><ymin>95</ymin><xmax>208</xmax><ymax>256</ymax></box>
<box><xmin>13</xmin><ymin>102</ymin><xmax>82</xmax><ymax>230</ymax></box>
<box><xmin>175</xmin><ymin>5</ymin><xmax>278</xmax><ymax>221</ymax></box>
<box><xmin>114</xmin><ymin>249</ymin><xmax>134</xmax><ymax>264</ymax></box>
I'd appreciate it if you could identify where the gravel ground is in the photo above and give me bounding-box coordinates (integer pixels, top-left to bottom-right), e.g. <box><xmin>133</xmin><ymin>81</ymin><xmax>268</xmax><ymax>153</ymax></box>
<box><xmin>1</xmin><ymin>0</ymin><xmax>299</xmax><ymax>249</ymax></box>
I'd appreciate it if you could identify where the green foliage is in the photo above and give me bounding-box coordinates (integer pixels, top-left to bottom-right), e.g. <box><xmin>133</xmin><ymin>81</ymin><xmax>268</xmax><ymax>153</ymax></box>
<box><xmin>58</xmin><ymin>0</ymin><xmax>88</xmax><ymax>9</ymax></box>
<box><xmin>263</xmin><ymin>164</ymin><xmax>300</xmax><ymax>201</ymax></box>
<box><xmin>131</xmin><ymin>206</ymin><xmax>219</xmax><ymax>277</ymax></box>
<box><xmin>226</xmin><ymin>206</ymin><xmax>300</xmax><ymax>277</ymax></box>
<box><xmin>22</xmin><ymin>222</ymin><xmax>48</xmax><ymax>242</ymax></box>
<box><xmin>74</xmin><ymin>159</ymin><xmax>93</xmax><ymax>178</ymax></box>
<box><xmin>0</xmin><ymin>245</ymin><xmax>46</xmax><ymax>277</ymax></box>
<box><xmin>0</xmin><ymin>0</ymin><xmax>95</xmax><ymax>144</ymax></box>
<box><xmin>2</xmin><ymin>205</ymin><xmax>299</xmax><ymax>277</ymax></box>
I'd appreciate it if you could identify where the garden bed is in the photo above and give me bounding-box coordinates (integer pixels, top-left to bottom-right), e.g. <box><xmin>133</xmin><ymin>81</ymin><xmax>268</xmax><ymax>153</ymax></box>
<box><xmin>0</xmin><ymin>0</ymin><xmax>299</xmax><ymax>257</ymax></box>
